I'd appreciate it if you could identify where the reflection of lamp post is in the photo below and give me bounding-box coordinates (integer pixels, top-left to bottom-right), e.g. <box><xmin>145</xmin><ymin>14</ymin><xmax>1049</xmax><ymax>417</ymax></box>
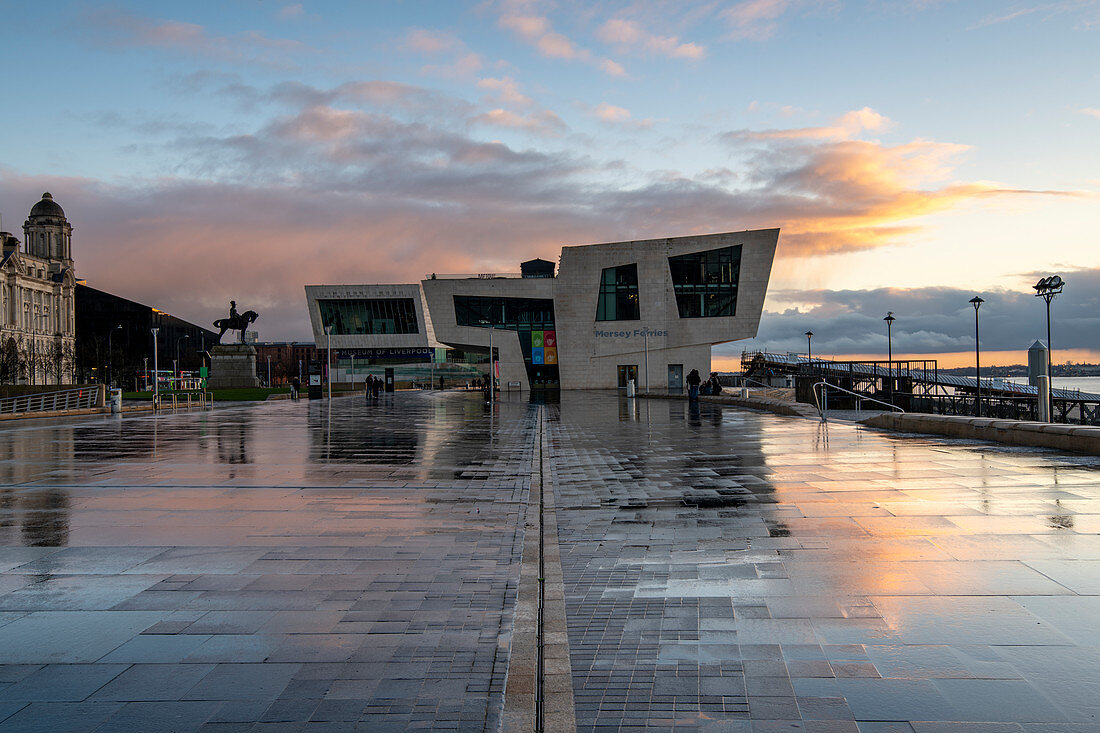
<box><xmin>107</xmin><ymin>324</ymin><xmax>122</xmax><ymax>388</ymax></box>
<box><xmin>1033</xmin><ymin>275</ymin><xmax>1064</xmax><ymax>420</ymax></box>
<box><xmin>970</xmin><ymin>297</ymin><xmax>984</xmax><ymax>417</ymax></box>
<box><xmin>805</xmin><ymin>331</ymin><xmax>814</xmax><ymax>365</ymax></box>
<box><xmin>883</xmin><ymin>312</ymin><xmax>895</xmax><ymax>404</ymax></box>
<box><xmin>266</xmin><ymin>354</ymin><xmax>272</xmax><ymax>388</ymax></box>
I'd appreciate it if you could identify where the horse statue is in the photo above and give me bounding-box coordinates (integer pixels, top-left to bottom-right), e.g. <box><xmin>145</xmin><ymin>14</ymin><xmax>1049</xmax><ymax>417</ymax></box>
<box><xmin>213</xmin><ymin>303</ymin><xmax>259</xmax><ymax>344</ymax></box>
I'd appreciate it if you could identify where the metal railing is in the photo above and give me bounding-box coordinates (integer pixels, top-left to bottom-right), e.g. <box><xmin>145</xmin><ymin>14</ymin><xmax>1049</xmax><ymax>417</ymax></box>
<box><xmin>732</xmin><ymin>376</ymin><xmax>790</xmax><ymax>400</ymax></box>
<box><xmin>152</xmin><ymin>391</ymin><xmax>214</xmax><ymax>411</ymax></box>
<box><xmin>0</xmin><ymin>386</ymin><xmax>105</xmax><ymax>414</ymax></box>
<box><xmin>812</xmin><ymin>381</ymin><xmax>904</xmax><ymax>423</ymax></box>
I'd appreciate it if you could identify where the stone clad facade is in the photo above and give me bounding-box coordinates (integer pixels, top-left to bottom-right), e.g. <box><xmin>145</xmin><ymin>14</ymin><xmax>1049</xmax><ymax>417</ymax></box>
<box><xmin>305</xmin><ymin>229</ymin><xmax>779</xmax><ymax>390</ymax></box>
<box><xmin>0</xmin><ymin>193</ymin><xmax>77</xmax><ymax>384</ymax></box>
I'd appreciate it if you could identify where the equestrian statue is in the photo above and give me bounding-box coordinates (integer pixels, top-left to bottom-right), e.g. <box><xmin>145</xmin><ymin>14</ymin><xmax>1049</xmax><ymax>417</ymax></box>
<box><xmin>213</xmin><ymin>301</ymin><xmax>259</xmax><ymax>344</ymax></box>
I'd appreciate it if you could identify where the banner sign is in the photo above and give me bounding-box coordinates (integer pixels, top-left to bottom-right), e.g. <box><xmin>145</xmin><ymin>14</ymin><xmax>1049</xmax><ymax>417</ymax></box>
<box><xmin>335</xmin><ymin>348</ymin><xmax>433</xmax><ymax>361</ymax></box>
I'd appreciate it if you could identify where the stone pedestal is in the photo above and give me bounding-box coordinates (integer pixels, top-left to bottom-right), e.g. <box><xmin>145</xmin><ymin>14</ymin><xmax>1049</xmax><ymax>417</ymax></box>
<box><xmin>208</xmin><ymin>344</ymin><xmax>260</xmax><ymax>389</ymax></box>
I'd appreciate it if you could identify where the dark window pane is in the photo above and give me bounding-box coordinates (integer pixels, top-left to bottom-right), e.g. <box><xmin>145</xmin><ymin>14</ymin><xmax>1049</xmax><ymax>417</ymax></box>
<box><xmin>318</xmin><ymin>298</ymin><xmax>419</xmax><ymax>335</ymax></box>
<box><xmin>595</xmin><ymin>263</ymin><xmax>640</xmax><ymax>321</ymax></box>
<box><xmin>667</xmin><ymin>245</ymin><xmax>741</xmax><ymax>318</ymax></box>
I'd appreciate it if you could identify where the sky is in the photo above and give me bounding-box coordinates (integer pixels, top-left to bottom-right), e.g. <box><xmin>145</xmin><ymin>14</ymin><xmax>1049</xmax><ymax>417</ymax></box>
<box><xmin>1</xmin><ymin>0</ymin><xmax>1098</xmax><ymax>369</ymax></box>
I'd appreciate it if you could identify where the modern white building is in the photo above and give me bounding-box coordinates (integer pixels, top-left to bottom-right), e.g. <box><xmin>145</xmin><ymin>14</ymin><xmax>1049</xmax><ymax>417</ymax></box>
<box><xmin>1</xmin><ymin>193</ymin><xmax>77</xmax><ymax>384</ymax></box>
<box><xmin>305</xmin><ymin>229</ymin><xmax>778</xmax><ymax>390</ymax></box>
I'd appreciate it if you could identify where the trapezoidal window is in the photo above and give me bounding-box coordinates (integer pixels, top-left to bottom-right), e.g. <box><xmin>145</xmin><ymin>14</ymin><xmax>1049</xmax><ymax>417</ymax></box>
<box><xmin>595</xmin><ymin>263</ymin><xmax>640</xmax><ymax>321</ymax></box>
<box><xmin>317</xmin><ymin>298</ymin><xmax>419</xmax><ymax>335</ymax></box>
<box><xmin>667</xmin><ymin>245</ymin><xmax>741</xmax><ymax>318</ymax></box>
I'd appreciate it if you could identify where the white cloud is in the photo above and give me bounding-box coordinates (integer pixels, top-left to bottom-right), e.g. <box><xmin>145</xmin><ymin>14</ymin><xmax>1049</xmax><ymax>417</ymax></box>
<box><xmin>596</xmin><ymin>18</ymin><xmax>705</xmax><ymax>60</ymax></box>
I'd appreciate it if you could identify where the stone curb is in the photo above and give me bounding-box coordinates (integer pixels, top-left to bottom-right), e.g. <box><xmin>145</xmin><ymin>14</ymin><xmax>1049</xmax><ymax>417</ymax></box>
<box><xmin>638</xmin><ymin>391</ymin><xmax>819</xmax><ymax>419</ymax></box>
<box><xmin>860</xmin><ymin>412</ymin><xmax>1100</xmax><ymax>455</ymax></box>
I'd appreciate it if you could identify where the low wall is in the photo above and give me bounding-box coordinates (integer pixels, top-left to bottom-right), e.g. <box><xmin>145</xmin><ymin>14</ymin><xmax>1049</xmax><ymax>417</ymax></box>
<box><xmin>861</xmin><ymin>413</ymin><xmax>1100</xmax><ymax>455</ymax></box>
<box><xmin>639</xmin><ymin>391</ymin><xmax>819</xmax><ymax>419</ymax></box>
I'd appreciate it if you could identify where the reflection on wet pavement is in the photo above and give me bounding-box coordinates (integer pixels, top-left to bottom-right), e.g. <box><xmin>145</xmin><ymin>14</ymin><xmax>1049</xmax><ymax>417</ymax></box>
<box><xmin>1</xmin><ymin>392</ymin><xmax>1100</xmax><ymax>731</ymax></box>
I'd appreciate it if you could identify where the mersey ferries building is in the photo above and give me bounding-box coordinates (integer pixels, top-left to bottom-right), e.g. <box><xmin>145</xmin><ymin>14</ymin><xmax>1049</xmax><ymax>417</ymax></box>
<box><xmin>305</xmin><ymin>230</ymin><xmax>778</xmax><ymax>391</ymax></box>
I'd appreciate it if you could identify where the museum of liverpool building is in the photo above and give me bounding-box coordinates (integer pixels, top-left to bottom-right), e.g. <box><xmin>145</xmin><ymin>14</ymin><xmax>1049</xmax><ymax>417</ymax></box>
<box><xmin>304</xmin><ymin>229</ymin><xmax>778</xmax><ymax>391</ymax></box>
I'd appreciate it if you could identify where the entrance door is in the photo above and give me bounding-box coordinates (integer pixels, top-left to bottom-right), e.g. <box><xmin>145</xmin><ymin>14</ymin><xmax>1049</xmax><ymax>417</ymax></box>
<box><xmin>667</xmin><ymin>364</ymin><xmax>683</xmax><ymax>391</ymax></box>
<box><xmin>617</xmin><ymin>365</ymin><xmax>638</xmax><ymax>389</ymax></box>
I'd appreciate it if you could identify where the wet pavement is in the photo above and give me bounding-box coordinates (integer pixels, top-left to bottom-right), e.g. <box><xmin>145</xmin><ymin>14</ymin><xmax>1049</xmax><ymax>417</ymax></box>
<box><xmin>2</xmin><ymin>393</ymin><xmax>1100</xmax><ymax>731</ymax></box>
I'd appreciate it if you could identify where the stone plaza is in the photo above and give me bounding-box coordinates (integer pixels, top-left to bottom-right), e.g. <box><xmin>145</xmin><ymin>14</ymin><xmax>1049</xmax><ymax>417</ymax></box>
<box><xmin>1</xmin><ymin>393</ymin><xmax>1100</xmax><ymax>731</ymax></box>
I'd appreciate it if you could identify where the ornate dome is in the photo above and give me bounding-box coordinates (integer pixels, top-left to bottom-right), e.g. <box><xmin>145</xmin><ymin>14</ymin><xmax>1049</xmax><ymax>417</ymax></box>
<box><xmin>28</xmin><ymin>192</ymin><xmax>65</xmax><ymax>219</ymax></box>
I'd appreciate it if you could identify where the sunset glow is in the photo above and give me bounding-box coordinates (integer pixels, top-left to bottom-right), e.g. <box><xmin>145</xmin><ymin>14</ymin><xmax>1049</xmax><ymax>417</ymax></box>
<box><xmin>1</xmin><ymin>1</ymin><xmax>1098</xmax><ymax>360</ymax></box>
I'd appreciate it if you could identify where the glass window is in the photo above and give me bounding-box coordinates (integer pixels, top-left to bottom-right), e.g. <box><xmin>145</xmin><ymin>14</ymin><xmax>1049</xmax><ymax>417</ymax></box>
<box><xmin>667</xmin><ymin>245</ymin><xmax>741</xmax><ymax>318</ymax></box>
<box><xmin>595</xmin><ymin>263</ymin><xmax>640</xmax><ymax>321</ymax></box>
<box><xmin>453</xmin><ymin>296</ymin><xmax>555</xmax><ymax>331</ymax></box>
<box><xmin>318</xmin><ymin>298</ymin><xmax>419</xmax><ymax>335</ymax></box>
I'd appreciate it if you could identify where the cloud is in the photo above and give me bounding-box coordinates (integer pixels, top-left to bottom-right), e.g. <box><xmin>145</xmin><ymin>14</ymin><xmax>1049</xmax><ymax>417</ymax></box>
<box><xmin>402</xmin><ymin>28</ymin><xmax>460</xmax><ymax>54</ymax></box>
<box><xmin>728</xmin><ymin>271</ymin><xmax>1100</xmax><ymax>358</ymax></box>
<box><xmin>477</xmin><ymin>77</ymin><xmax>534</xmax><ymax>108</ymax></box>
<box><xmin>496</xmin><ymin>8</ymin><xmax>627</xmax><ymax>76</ymax></box>
<box><xmin>276</xmin><ymin>4</ymin><xmax>304</xmax><ymax>20</ymax></box>
<box><xmin>1081</xmin><ymin>107</ymin><xmax>1100</xmax><ymax>119</ymax></box>
<box><xmin>721</xmin><ymin>0</ymin><xmax>793</xmax><ymax>40</ymax></box>
<box><xmin>473</xmin><ymin>108</ymin><xmax>567</xmax><ymax>136</ymax></box>
<box><xmin>725</xmin><ymin>107</ymin><xmax>892</xmax><ymax>141</ymax></box>
<box><xmin>590</xmin><ymin>102</ymin><xmax>653</xmax><ymax>129</ymax></box>
<box><xmin>596</xmin><ymin>18</ymin><xmax>705</xmax><ymax>59</ymax></box>
<box><xmin>84</xmin><ymin>8</ymin><xmax>314</xmax><ymax>68</ymax></box>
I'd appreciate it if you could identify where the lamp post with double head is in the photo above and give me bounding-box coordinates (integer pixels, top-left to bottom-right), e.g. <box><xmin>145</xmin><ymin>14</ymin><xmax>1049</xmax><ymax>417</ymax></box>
<box><xmin>1033</xmin><ymin>275</ymin><xmax>1064</xmax><ymax>420</ymax></box>
<box><xmin>805</xmin><ymin>331</ymin><xmax>813</xmax><ymax>366</ymax></box>
<box><xmin>150</xmin><ymin>328</ymin><xmax>160</xmax><ymax>405</ymax></box>
<box><xmin>970</xmin><ymin>297</ymin><xmax>984</xmax><ymax>417</ymax></box>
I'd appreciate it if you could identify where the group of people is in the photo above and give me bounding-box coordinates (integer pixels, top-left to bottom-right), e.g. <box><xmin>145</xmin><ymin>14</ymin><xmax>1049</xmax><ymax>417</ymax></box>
<box><xmin>686</xmin><ymin>369</ymin><xmax>723</xmax><ymax>401</ymax></box>
<box><xmin>364</xmin><ymin>374</ymin><xmax>384</xmax><ymax>398</ymax></box>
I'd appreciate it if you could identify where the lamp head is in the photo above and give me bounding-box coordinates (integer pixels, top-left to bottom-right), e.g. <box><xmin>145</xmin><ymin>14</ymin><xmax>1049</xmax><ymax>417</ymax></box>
<box><xmin>805</xmin><ymin>331</ymin><xmax>814</xmax><ymax>338</ymax></box>
<box><xmin>883</xmin><ymin>312</ymin><xmax>895</xmax><ymax>324</ymax></box>
<box><xmin>970</xmin><ymin>296</ymin><xmax>984</xmax><ymax>310</ymax></box>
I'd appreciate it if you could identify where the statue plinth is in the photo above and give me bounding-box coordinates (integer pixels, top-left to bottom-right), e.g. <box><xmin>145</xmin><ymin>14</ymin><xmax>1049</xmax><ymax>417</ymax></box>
<box><xmin>208</xmin><ymin>343</ymin><xmax>260</xmax><ymax>389</ymax></box>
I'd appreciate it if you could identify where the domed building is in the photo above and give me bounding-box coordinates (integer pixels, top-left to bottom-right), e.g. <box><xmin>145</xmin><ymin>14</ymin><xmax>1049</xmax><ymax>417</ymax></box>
<box><xmin>1</xmin><ymin>192</ymin><xmax>77</xmax><ymax>384</ymax></box>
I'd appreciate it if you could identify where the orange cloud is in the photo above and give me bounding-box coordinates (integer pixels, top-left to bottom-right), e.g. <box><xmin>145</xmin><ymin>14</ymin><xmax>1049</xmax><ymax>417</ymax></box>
<box><xmin>496</xmin><ymin>9</ymin><xmax>626</xmax><ymax>77</ymax></box>
<box><xmin>596</xmin><ymin>18</ymin><xmax>706</xmax><ymax>60</ymax></box>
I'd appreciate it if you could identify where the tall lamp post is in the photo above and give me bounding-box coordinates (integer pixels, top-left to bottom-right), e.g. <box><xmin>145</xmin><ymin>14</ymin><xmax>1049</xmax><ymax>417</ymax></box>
<box><xmin>805</xmin><ymin>331</ymin><xmax>814</xmax><ymax>365</ymax></box>
<box><xmin>107</xmin><ymin>324</ymin><xmax>122</xmax><ymax>388</ymax></box>
<box><xmin>150</xmin><ymin>327</ymin><xmax>160</xmax><ymax>405</ymax></box>
<box><xmin>176</xmin><ymin>335</ymin><xmax>189</xmax><ymax>389</ymax></box>
<box><xmin>970</xmin><ymin>297</ymin><xmax>984</xmax><ymax>417</ymax></box>
<box><xmin>1033</xmin><ymin>275</ymin><xmax>1064</xmax><ymax>420</ymax></box>
<box><xmin>883</xmin><ymin>312</ymin><xmax>895</xmax><ymax>405</ymax></box>
<box><xmin>324</xmin><ymin>325</ymin><xmax>333</xmax><ymax>402</ymax></box>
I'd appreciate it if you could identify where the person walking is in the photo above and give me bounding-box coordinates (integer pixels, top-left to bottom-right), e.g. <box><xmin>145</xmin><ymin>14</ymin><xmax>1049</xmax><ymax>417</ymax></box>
<box><xmin>290</xmin><ymin>376</ymin><xmax>301</xmax><ymax>400</ymax></box>
<box><xmin>687</xmin><ymin>368</ymin><xmax>701</xmax><ymax>402</ymax></box>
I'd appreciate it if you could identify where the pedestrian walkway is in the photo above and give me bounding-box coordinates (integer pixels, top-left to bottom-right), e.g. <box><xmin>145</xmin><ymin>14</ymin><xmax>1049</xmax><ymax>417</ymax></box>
<box><xmin>0</xmin><ymin>392</ymin><xmax>1099</xmax><ymax>731</ymax></box>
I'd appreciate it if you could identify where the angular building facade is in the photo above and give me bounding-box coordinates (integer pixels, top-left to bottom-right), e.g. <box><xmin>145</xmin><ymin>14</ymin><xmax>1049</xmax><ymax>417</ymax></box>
<box><xmin>305</xmin><ymin>229</ymin><xmax>778</xmax><ymax>390</ymax></box>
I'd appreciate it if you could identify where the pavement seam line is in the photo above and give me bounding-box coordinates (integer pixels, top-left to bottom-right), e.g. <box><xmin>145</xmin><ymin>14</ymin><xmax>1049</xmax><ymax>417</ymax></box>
<box><xmin>502</xmin><ymin>405</ymin><xmax>576</xmax><ymax>733</ymax></box>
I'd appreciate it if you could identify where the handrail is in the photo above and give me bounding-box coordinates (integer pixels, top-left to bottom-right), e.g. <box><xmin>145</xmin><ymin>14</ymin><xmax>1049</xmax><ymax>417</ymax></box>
<box><xmin>0</xmin><ymin>386</ymin><xmax>104</xmax><ymax>414</ymax></box>
<box><xmin>812</xmin><ymin>381</ymin><xmax>904</xmax><ymax>423</ymax></box>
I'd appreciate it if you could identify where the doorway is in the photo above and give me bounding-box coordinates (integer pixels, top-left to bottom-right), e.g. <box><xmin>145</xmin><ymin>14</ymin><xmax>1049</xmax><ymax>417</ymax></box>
<box><xmin>667</xmin><ymin>364</ymin><xmax>683</xmax><ymax>391</ymax></box>
<box><xmin>617</xmin><ymin>365</ymin><xmax>638</xmax><ymax>389</ymax></box>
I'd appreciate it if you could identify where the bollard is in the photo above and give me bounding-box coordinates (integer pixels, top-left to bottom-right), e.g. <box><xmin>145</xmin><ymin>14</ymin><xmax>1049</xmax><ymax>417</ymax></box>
<box><xmin>740</xmin><ymin>387</ymin><xmax>747</xmax><ymax>399</ymax></box>
<box><xmin>1037</xmin><ymin>375</ymin><xmax>1051</xmax><ymax>422</ymax></box>
<box><xmin>626</xmin><ymin>378</ymin><xmax>636</xmax><ymax>397</ymax></box>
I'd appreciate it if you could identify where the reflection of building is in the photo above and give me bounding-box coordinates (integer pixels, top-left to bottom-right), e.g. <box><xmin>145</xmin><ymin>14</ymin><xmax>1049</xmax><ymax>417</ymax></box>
<box><xmin>305</xmin><ymin>230</ymin><xmax>778</xmax><ymax>390</ymax></box>
<box><xmin>0</xmin><ymin>193</ymin><xmax>78</xmax><ymax>384</ymax></box>
<box><xmin>75</xmin><ymin>284</ymin><xmax>220</xmax><ymax>388</ymax></box>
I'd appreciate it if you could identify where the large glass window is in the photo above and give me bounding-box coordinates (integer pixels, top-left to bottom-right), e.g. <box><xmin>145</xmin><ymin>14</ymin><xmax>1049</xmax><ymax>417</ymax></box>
<box><xmin>318</xmin><ymin>298</ymin><xmax>419</xmax><ymax>335</ymax></box>
<box><xmin>453</xmin><ymin>296</ymin><xmax>555</xmax><ymax>330</ymax></box>
<box><xmin>667</xmin><ymin>245</ymin><xmax>741</xmax><ymax>318</ymax></box>
<box><xmin>595</xmin><ymin>263</ymin><xmax>640</xmax><ymax>321</ymax></box>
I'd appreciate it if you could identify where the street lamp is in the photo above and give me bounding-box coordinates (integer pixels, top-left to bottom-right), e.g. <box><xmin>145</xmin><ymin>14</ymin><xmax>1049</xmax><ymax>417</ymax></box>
<box><xmin>107</xmin><ymin>324</ymin><xmax>122</xmax><ymax>388</ymax></box>
<box><xmin>970</xmin><ymin>297</ymin><xmax>984</xmax><ymax>417</ymax></box>
<box><xmin>266</xmin><ymin>354</ymin><xmax>272</xmax><ymax>388</ymax></box>
<box><xmin>176</xmin><ymin>335</ymin><xmax>189</xmax><ymax>388</ymax></box>
<box><xmin>324</xmin><ymin>324</ymin><xmax>333</xmax><ymax>402</ymax></box>
<box><xmin>805</xmin><ymin>331</ymin><xmax>814</xmax><ymax>365</ymax></box>
<box><xmin>883</xmin><ymin>312</ymin><xmax>895</xmax><ymax>404</ymax></box>
<box><xmin>1033</xmin><ymin>275</ymin><xmax>1064</xmax><ymax>420</ymax></box>
<box><xmin>150</xmin><ymin>327</ymin><xmax>160</xmax><ymax>405</ymax></box>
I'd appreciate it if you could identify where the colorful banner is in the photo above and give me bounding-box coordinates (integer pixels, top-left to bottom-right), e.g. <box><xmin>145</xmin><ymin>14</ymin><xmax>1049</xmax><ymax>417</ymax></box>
<box><xmin>544</xmin><ymin>347</ymin><xmax>557</xmax><ymax>364</ymax></box>
<box><xmin>531</xmin><ymin>347</ymin><xmax>544</xmax><ymax>364</ymax></box>
<box><xmin>531</xmin><ymin>330</ymin><xmax>544</xmax><ymax>347</ymax></box>
<box><xmin>543</xmin><ymin>330</ymin><xmax>556</xmax><ymax>348</ymax></box>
